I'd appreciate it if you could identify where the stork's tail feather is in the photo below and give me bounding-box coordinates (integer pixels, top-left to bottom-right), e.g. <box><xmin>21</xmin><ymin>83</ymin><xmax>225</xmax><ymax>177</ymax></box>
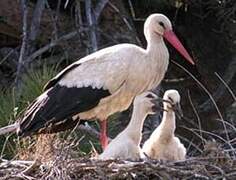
<box><xmin>17</xmin><ymin>90</ymin><xmax>68</xmax><ymax>136</ymax></box>
<box><xmin>17</xmin><ymin>92</ymin><xmax>66</xmax><ymax>136</ymax></box>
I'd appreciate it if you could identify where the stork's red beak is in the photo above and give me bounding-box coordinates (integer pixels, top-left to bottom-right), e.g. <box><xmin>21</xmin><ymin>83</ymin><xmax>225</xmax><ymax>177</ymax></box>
<box><xmin>163</xmin><ymin>30</ymin><xmax>195</xmax><ymax>65</ymax></box>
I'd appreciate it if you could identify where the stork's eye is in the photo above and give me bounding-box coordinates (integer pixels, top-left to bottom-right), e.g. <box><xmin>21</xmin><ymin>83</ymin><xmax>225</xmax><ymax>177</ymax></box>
<box><xmin>159</xmin><ymin>21</ymin><xmax>165</xmax><ymax>28</ymax></box>
<box><xmin>168</xmin><ymin>97</ymin><xmax>174</xmax><ymax>103</ymax></box>
<box><xmin>146</xmin><ymin>93</ymin><xmax>156</xmax><ymax>99</ymax></box>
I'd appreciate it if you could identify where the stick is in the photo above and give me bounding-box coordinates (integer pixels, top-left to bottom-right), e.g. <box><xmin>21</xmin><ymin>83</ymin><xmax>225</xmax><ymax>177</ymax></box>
<box><xmin>0</xmin><ymin>123</ymin><xmax>18</xmax><ymax>136</ymax></box>
<box><xmin>171</xmin><ymin>60</ymin><xmax>230</xmax><ymax>142</ymax></box>
<box><xmin>85</xmin><ymin>0</ymin><xmax>98</xmax><ymax>52</ymax></box>
<box><xmin>199</xmin><ymin>58</ymin><xmax>236</xmax><ymax>111</ymax></box>
<box><xmin>45</xmin><ymin>0</ymin><xmax>59</xmax><ymax>40</ymax></box>
<box><xmin>14</xmin><ymin>0</ymin><xmax>29</xmax><ymax>91</ymax></box>
<box><xmin>29</xmin><ymin>0</ymin><xmax>46</xmax><ymax>42</ymax></box>
<box><xmin>94</xmin><ymin>0</ymin><xmax>109</xmax><ymax>21</ymax></box>
<box><xmin>215</xmin><ymin>72</ymin><xmax>236</xmax><ymax>101</ymax></box>
<box><xmin>22</xmin><ymin>159</ymin><xmax>40</xmax><ymax>175</ymax></box>
<box><xmin>128</xmin><ymin>0</ymin><xmax>145</xmax><ymax>21</ymax></box>
<box><xmin>78</xmin><ymin>123</ymin><xmax>112</xmax><ymax>142</ymax></box>
<box><xmin>187</xmin><ymin>90</ymin><xmax>204</xmax><ymax>145</ymax></box>
<box><xmin>25</xmin><ymin>30</ymin><xmax>80</xmax><ymax>64</ymax></box>
<box><xmin>108</xmin><ymin>1</ymin><xmax>142</xmax><ymax>45</ymax></box>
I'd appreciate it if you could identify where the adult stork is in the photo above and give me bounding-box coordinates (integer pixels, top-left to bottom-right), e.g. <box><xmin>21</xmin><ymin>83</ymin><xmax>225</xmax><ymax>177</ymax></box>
<box><xmin>14</xmin><ymin>13</ymin><xmax>194</xmax><ymax>150</ymax></box>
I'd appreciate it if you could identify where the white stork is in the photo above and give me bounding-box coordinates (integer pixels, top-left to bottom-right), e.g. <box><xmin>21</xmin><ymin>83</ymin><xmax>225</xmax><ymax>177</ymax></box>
<box><xmin>142</xmin><ymin>90</ymin><xmax>186</xmax><ymax>161</ymax></box>
<box><xmin>98</xmin><ymin>91</ymin><xmax>159</xmax><ymax>160</ymax></box>
<box><xmin>14</xmin><ymin>14</ymin><xmax>194</xmax><ymax>150</ymax></box>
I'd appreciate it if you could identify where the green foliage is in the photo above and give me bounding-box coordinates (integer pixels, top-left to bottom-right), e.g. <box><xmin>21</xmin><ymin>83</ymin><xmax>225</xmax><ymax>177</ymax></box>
<box><xmin>0</xmin><ymin>89</ymin><xmax>17</xmax><ymax>129</ymax></box>
<box><xmin>0</xmin><ymin>64</ymin><xmax>59</xmax><ymax>157</ymax></box>
<box><xmin>0</xmin><ymin>64</ymin><xmax>58</xmax><ymax>126</ymax></box>
<box><xmin>19</xmin><ymin>64</ymin><xmax>58</xmax><ymax>108</ymax></box>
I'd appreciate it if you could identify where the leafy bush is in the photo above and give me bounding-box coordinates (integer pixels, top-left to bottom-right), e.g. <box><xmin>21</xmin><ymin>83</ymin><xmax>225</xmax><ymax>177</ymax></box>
<box><xmin>0</xmin><ymin>64</ymin><xmax>59</xmax><ymax>158</ymax></box>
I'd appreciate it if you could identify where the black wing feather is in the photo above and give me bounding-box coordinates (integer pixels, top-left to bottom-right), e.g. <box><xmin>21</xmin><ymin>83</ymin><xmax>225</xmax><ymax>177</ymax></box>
<box><xmin>18</xmin><ymin>84</ymin><xmax>110</xmax><ymax>136</ymax></box>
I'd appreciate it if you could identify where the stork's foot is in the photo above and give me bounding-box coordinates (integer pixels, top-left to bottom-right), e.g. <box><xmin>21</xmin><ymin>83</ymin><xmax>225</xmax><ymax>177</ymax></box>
<box><xmin>100</xmin><ymin>120</ymin><xmax>108</xmax><ymax>150</ymax></box>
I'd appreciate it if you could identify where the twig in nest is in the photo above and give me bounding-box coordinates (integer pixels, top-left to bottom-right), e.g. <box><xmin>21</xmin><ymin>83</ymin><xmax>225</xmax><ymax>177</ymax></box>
<box><xmin>0</xmin><ymin>123</ymin><xmax>18</xmax><ymax>136</ymax></box>
<box><xmin>22</xmin><ymin>159</ymin><xmax>41</xmax><ymax>175</ymax></box>
<box><xmin>200</xmin><ymin>58</ymin><xmax>236</xmax><ymax>111</ymax></box>
<box><xmin>214</xmin><ymin>119</ymin><xmax>236</xmax><ymax>133</ymax></box>
<box><xmin>0</xmin><ymin>133</ymin><xmax>13</xmax><ymax>158</ymax></box>
<box><xmin>78</xmin><ymin>123</ymin><xmax>112</xmax><ymax>142</ymax></box>
<box><xmin>171</xmin><ymin>60</ymin><xmax>230</xmax><ymax>143</ymax></box>
<box><xmin>180</xmin><ymin>126</ymin><xmax>207</xmax><ymax>145</ymax></box>
<box><xmin>178</xmin><ymin>134</ymin><xmax>203</xmax><ymax>155</ymax></box>
<box><xmin>163</xmin><ymin>77</ymin><xmax>188</xmax><ymax>83</ymax></box>
<box><xmin>182</xmin><ymin>126</ymin><xmax>235</xmax><ymax>157</ymax></box>
<box><xmin>187</xmin><ymin>90</ymin><xmax>204</xmax><ymax>145</ymax></box>
<box><xmin>215</xmin><ymin>72</ymin><xmax>236</xmax><ymax>101</ymax></box>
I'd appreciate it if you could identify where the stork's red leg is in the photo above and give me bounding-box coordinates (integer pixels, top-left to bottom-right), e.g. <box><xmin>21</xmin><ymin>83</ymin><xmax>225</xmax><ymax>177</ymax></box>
<box><xmin>100</xmin><ymin>120</ymin><xmax>108</xmax><ymax>150</ymax></box>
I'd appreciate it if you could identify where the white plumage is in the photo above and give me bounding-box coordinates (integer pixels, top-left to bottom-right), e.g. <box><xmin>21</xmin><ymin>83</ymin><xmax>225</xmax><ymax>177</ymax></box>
<box><xmin>142</xmin><ymin>90</ymin><xmax>186</xmax><ymax>161</ymax></box>
<box><xmin>16</xmin><ymin>14</ymin><xmax>194</xmax><ymax>150</ymax></box>
<box><xmin>98</xmin><ymin>92</ymin><xmax>157</xmax><ymax>160</ymax></box>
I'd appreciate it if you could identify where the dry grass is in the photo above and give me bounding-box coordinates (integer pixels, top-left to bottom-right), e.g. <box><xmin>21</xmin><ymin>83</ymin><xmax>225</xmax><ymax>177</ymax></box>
<box><xmin>0</xmin><ymin>140</ymin><xmax>235</xmax><ymax>180</ymax></box>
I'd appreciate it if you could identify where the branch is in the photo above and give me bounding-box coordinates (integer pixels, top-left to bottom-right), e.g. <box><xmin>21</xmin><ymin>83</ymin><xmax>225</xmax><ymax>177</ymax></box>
<box><xmin>108</xmin><ymin>1</ymin><xmax>142</xmax><ymax>45</ymax></box>
<box><xmin>29</xmin><ymin>0</ymin><xmax>46</xmax><ymax>42</ymax></box>
<box><xmin>74</xmin><ymin>0</ymin><xmax>84</xmax><ymax>48</ymax></box>
<box><xmin>85</xmin><ymin>0</ymin><xmax>98</xmax><ymax>52</ymax></box>
<box><xmin>0</xmin><ymin>123</ymin><xmax>18</xmax><ymax>136</ymax></box>
<box><xmin>24</xmin><ymin>30</ymin><xmax>82</xmax><ymax>64</ymax></box>
<box><xmin>94</xmin><ymin>0</ymin><xmax>109</xmax><ymax>21</ymax></box>
<box><xmin>199</xmin><ymin>57</ymin><xmax>236</xmax><ymax>111</ymax></box>
<box><xmin>172</xmin><ymin>60</ymin><xmax>230</xmax><ymax>142</ymax></box>
<box><xmin>15</xmin><ymin>0</ymin><xmax>46</xmax><ymax>94</ymax></box>
<box><xmin>128</xmin><ymin>0</ymin><xmax>145</xmax><ymax>21</ymax></box>
<box><xmin>45</xmin><ymin>0</ymin><xmax>61</xmax><ymax>40</ymax></box>
<box><xmin>22</xmin><ymin>159</ymin><xmax>40</xmax><ymax>175</ymax></box>
<box><xmin>14</xmin><ymin>0</ymin><xmax>28</xmax><ymax>90</ymax></box>
<box><xmin>78</xmin><ymin>123</ymin><xmax>112</xmax><ymax>142</ymax></box>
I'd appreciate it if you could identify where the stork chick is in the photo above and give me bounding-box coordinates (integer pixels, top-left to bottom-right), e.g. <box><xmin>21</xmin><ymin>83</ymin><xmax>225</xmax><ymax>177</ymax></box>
<box><xmin>142</xmin><ymin>90</ymin><xmax>186</xmax><ymax>161</ymax></box>
<box><xmin>98</xmin><ymin>92</ymin><xmax>159</xmax><ymax>160</ymax></box>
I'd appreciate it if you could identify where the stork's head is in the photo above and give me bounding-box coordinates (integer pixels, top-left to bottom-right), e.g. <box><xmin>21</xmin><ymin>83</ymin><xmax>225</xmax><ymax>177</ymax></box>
<box><xmin>144</xmin><ymin>14</ymin><xmax>172</xmax><ymax>36</ymax></box>
<box><xmin>133</xmin><ymin>91</ymin><xmax>159</xmax><ymax>115</ymax></box>
<box><xmin>163</xmin><ymin>90</ymin><xmax>183</xmax><ymax>118</ymax></box>
<box><xmin>144</xmin><ymin>13</ymin><xmax>195</xmax><ymax>65</ymax></box>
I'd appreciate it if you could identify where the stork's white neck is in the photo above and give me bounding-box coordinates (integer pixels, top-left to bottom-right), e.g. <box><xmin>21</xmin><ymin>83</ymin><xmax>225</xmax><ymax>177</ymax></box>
<box><xmin>124</xmin><ymin>106</ymin><xmax>148</xmax><ymax>145</ymax></box>
<box><xmin>145</xmin><ymin>32</ymin><xmax>165</xmax><ymax>53</ymax></box>
<box><xmin>144</xmin><ymin>31</ymin><xmax>169</xmax><ymax>89</ymax></box>
<box><xmin>158</xmin><ymin>103</ymin><xmax>176</xmax><ymax>140</ymax></box>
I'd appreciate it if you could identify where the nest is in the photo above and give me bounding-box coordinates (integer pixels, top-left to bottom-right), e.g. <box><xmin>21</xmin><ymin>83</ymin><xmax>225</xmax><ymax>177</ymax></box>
<box><xmin>1</xmin><ymin>134</ymin><xmax>235</xmax><ymax>179</ymax></box>
<box><xmin>0</xmin><ymin>153</ymin><xmax>235</xmax><ymax>180</ymax></box>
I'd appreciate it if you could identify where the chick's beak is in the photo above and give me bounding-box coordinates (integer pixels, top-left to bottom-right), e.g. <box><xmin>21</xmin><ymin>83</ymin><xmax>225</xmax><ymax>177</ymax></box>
<box><xmin>173</xmin><ymin>103</ymin><xmax>183</xmax><ymax>119</ymax></box>
<box><xmin>151</xmin><ymin>98</ymin><xmax>168</xmax><ymax>113</ymax></box>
